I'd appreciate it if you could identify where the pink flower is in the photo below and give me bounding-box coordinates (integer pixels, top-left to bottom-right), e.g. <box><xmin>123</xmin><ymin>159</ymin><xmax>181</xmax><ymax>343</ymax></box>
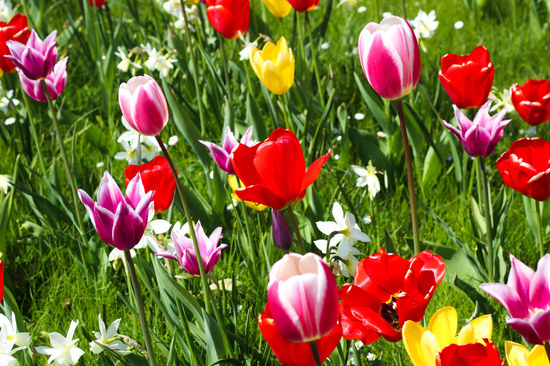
<box><xmin>6</xmin><ymin>29</ymin><xmax>58</xmax><ymax>80</ymax></box>
<box><xmin>199</xmin><ymin>126</ymin><xmax>255</xmax><ymax>175</ymax></box>
<box><xmin>358</xmin><ymin>16</ymin><xmax>421</xmax><ymax>100</ymax></box>
<box><xmin>18</xmin><ymin>56</ymin><xmax>68</xmax><ymax>102</ymax></box>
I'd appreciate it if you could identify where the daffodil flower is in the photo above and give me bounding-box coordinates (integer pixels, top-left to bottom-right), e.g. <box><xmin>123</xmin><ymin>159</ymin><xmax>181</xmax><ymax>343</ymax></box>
<box><xmin>35</xmin><ymin>320</ymin><xmax>85</xmax><ymax>366</ymax></box>
<box><xmin>0</xmin><ymin>312</ymin><xmax>31</xmax><ymax>347</ymax></box>
<box><xmin>115</xmin><ymin>46</ymin><xmax>142</xmax><ymax>73</ymax></box>
<box><xmin>90</xmin><ymin>314</ymin><xmax>131</xmax><ymax>355</ymax></box>
<box><xmin>352</xmin><ymin>161</ymin><xmax>381</xmax><ymax>200</ymax></box>
<box><xmin>0</xmin><ymin>325</ymin><xmax>26</xmax><ymax>366</ymax></box>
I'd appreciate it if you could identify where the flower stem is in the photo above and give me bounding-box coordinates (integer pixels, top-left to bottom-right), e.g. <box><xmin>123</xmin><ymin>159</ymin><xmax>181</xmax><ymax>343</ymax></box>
<box><xmin>536</xmin><ymin>198</ymin><xmax>545</xmax><ymax>258</ymax></box>
<box><xmin>400</xmin><ymin>0</ymin><xmax>407</xmax><ymax>18</ymax></box>
<box><xmin>545</xmin><ymin>341</ymin><xmax>550</xmax><ymax>363</ymax></box>
<box><xmin>287</xmin><ymin>206</ymin><xmax>306</xmax><ymax>254</ymax></box>
<box><xmin>396</xmin><ymin>99</ymin><xmax>420</xmax><ymax>254</ymax></box>
<box><xmin>217</xmin><ymin>32</ymin><xmax>232</xmax><ymax>107</ymax></box>
<box><xmin>304</xmin><ymin>12</ymin><xmax>324</xmax><ymax>107</ymax></box>
<box><xmin>155</xmin><ymin>135</ymin><xmax>212</xmax><ymax>314</ymax></box>
<box><xmin>136</xmin><ymin>134</ymin><xmax>141</xmax><ymax>164</ymax></box>
<box><xmin>21</xmin><ymin>90</ymin><xmax>47</xmax><ymax>176</ymax></box>
<box><xmin>124</xmin><ymin>250</ymin><xmax>157</xmax><ymax>366</ymax></box>
<box><xmin>309</xmin><ymin>341</ymin><xmax>322</xmax><ymax>366</ymax></box>
<box><xmin>373</xmin><ymin>0</ymin><xmax>379</xmax><ymax>20</ymax></box>
<box><xmin>279</xmin><ymin>94</ymin><xmax>292</xmax><ymax>131</ymax></box>
<box><xmin>479</xmin><ymin>157</ymin><xmax>493</xmax><ymax>283</ymax></box>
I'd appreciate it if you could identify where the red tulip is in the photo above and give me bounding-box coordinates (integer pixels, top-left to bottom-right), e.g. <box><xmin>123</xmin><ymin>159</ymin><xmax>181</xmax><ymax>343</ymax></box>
<box><xmin>338</xmin><ymin>248</ymin><xmax>445</xmax><ymax>345</ymax></box>
<box><xmin>287</xmin><ymin>0</ymin><xmax>319</xmax><ymax>12</ymax></box>
<box><xmin>511</xmin><ymin>79</ymin><xmax>550</xmax><ymax>126</ymax></box>
<box><xmin>258</xmin><ymin>302</ymin><xmax>342</xmax><ymax>366</ymax></box>
<box><xmin>436</xmin><ymin>340</ymin><xmax>505</xmax><ymax>366</ymax></box>
<box><xmin>0</xmin><ymin>14</ymin><xmax>31</xmax><ymax>73</ymax></box>
<box><xmin>496</xmin><ymin>138</ymin><xmax>550</xmax><ymax>201</ymax></box>
<box><xmin>439</xmin><ymin>45</ymin><xmax>494</xmax><ymax>110</ymax></box>
<box><xmin>0</xmin><ymin>260</ymin><xmax>4</xmax><ymax>303</ymax></box>
<box><xmin>206</xmin><ymin>0</ymin><xmax>249</xmax><ymax>40</ymax></box>
<box><xmin>125</xmin><ymin>156</ymin><xmax>176</xmax><ymax>214</ymax></box>
<box><xmin>88</xmin><ymin>0</ymin><xmax>107</xmax><ymax>6</ymax></box>
<box><xmin>231</xmin><ymin>128</ymin><xmax>331</xmax><ymax>210</ymax></box>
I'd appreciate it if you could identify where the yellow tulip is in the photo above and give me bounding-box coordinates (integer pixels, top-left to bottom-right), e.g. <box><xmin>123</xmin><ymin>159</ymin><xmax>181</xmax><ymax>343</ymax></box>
<box><xmin>261</xmin><ymin>0</ymin><xmax>292</xmax><ymax>17</ymax></box>
<box><xmin>403</xmin><ymin>306</ymin><xmax>492</xmax><ymax>366</ymax></box>
<box><xmin>505</xmin><ymin>341</ymin><xmax>548</xmax><ymax>366</ymax></box>
<box><xmin>250</xmin><ymin>37</ymin><xmax>295</xmax><ymax>95</ymax></box>
<box><xmin>228</xmin><ymin>175</ymin><xmax>267</xmax><ymax>211</ymax></box>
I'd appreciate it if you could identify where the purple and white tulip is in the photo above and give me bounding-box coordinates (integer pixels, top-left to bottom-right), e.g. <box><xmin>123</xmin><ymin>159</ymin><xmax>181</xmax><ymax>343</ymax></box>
<box><xmin>6</xmin><ymin>30</ymin><xmax>58</xmax><ymax>81</ymax></box>
<box><xmin>78</xmin><ymin>172</ymin><xmax>153</xmax><ymax>251</ymax></box>
<box><xmin>118</xmin><ymin>75</ymin><xmax>169</xmax><ymax>136</ymax></box>
<box><xmin>199</xmin><ymin>126</ymin><xmax>255</xmax><ymax>175</ymax></box>
<box><xmin>358</xmin><ymin>16</ymin><xmax>421</xmax><ymax>101</ymax></box>
<box><xmin>480</xmin><ymin>253</ymin><xmax>550</xmax><ymax>345</ymax></box>
<box><xmin>442</xmin><ymin>100</ymin><xmax>511</xmax><ymax>158</ymax></box>
<box><xmin>18</xmin><ymin>57</ymin><xmax>68</xmax><ymax>103</ymax></box>
<box><xmin>267</xmin><ymin>253</ymin><xmax>338</xmax><ymax>343</ymax></box>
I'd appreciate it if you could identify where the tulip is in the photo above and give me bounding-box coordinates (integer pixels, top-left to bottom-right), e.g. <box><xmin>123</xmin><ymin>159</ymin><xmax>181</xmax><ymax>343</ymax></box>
<box><xmin>78</xmin><ymin>172</ymin><xmax>153</xmax><ymax>251</ymax></box>
<box><xmin>5</xmin><ymin>29</ymin><xmax>58</xmax><ymax>80</ymax></box>
<box><xmin>88</xmin><ymin>0</ymin><xmax>107</xmax><ymax>6</ymax></box>
<box><xmin>228</xmin><ymin>175</ymin><xmax>267</xmax><ymax>211</ymax></box>
<box><xmin>435</xmin><ymin>340</ymin><xmax>505</xmax><ymax>366</ymax></box>
<box><xmin>258</xmin><ymin>302</ymin><xmax>342</xmax><ymax>366</ymax></box>
<box><xmin>261</xmin><ymin>0</ymin><xmax>292</xmax><ymax>17</ymax></box>
<box><xmin>118</xmin><ymin>74</ymin><xmax>169</xmax><ymax>136</ymax></box>
<box><xmin>271</xmin><ymin>210</ymin><xmax>293</xmax><ymax>250</ymax></box>
<box><xmin>267</xmin><ymin>253</ymin><xmax>338</xmax><ymax>343</ymax></box>
<box><xmin>206</xmin><ymin>0</ymin><xmax>249</xmax><ymax>40</ymax></box>
<box><xmin>231</xmin><ymin>128</ymin><xmax>331</xmax><ymax>210</ymax></box>
<box><xmin>403</xmin><ymin>306</ymin><xmax>492</xmax><ymax>366</ymax></box>
<box><xmin>480</xmin><ymin>254</ymin><xmax>550</xmax><ymax>345</ymax></box>
<box><xmin>286</xmin><ymin>0</ymin><xmax>319</xmax><ymax>12</ymax></box>
<box><xmin>156</xmin><ymin>221</ymin><xmax>227</xmax><ymax>276</ymax></box>
<box><xmin>505</xmin><ymin>341</ymin><xmax>548</xmax><ymax>366</ymax></box>
<box><xmin>0</xmin><ymin>14</ymin><xmax>30</xmax><ymax>73</ymax></box>
<box><xmin>496</xmin><ymin>138</ymin><xmax>550</xmax><ymax>201</ymax></box>
<box><xmin>358</xmin><ymin>16</ymin><xmax>421</xmax><ymax>101</ymax></box>
<box><xmin>511</xmin><ymin>79</ymin><xmax>550</xmax><ymax>126</ymax></box>
<box><xmin>124</xmin><ymin>156</ymin><xmax>176</xmax><ymax>214</ymax></box>
<box><xmin>338</xmin><ymin>248</ymin><xmax>445</xmax><ymax>344</ymax></box>
<box><xmin>17</xmin><ymin>56</ymin><xmax>68</xmax><ymax>103</ymax></box>
<box><xmin>442</xmin><ymin>99</ymin><xmax>511</xmax><ymax>158</ymax></box>
<box><xmin>439</xmin><ymin>45</ymin><xmax>494</xmax><ymax>110</ymax></box>
<box><xmin>199</xmin><ymin>126</ymin><xmax>255</xmax><ymax>175</ymax></box>
<box><xmin>250</xmin><ymin>37</ymin><xmax>295</xmax><ymax>96</ymax></box>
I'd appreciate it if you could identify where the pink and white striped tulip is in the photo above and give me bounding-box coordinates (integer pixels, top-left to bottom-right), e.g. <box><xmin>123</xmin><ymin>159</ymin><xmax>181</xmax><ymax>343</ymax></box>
<box><xmin>358</xmin><ymin>16</ymin><xmax>421</xmax><ymax>101</ymax></box>
<box><xmin>118</xmin><ymin>75</ymin><xmax>169</xmax><ymax>136</ymax></box>
<box><xmin>267</xmin><ymin>253</ymin><xmax>338</xmax><ymax>343</ymax></box>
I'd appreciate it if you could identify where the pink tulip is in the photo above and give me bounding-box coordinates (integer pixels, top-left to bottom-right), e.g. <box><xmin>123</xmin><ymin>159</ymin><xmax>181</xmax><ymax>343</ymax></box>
<box><xmin>358</xmin><ymin>16</ymin><xmax>421</xmax><ymax>100</ymax></box>
<box><xmin>199</xmin><ymin>126</ymin><xmax>255</xmax><ymax>175</ymax></box>
<box><xmin>6</xmin><ymin>29</ymin><xmax>58</xmax><ymax>80</ymax></box>
<box><xmin>118</xmin><ymin>75</ymin><xmax>169</xmax><ymax>136</ymax></box>
<box><xmin>267</xmin><ymin>253</ymin><xmax>338</xmax><ymax>343</ymax></box>
<box><xmin>18</xmin><ymin>57</ymin><xmax>68</xmax><ymax>103</ymax></box>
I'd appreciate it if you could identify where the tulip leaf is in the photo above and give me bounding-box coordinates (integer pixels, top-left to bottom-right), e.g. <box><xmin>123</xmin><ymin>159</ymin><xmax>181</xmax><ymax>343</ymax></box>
<box><xmin>453</xmin><ymin>274</ymin><xmax>494</xmax><ymax>315</ymax></box>
<box><xmin>312</xmin><ymin>0</ymin><xmax>334</xmax><ymax>39</ymax></box>
<box><xmin>403</xmin><ymin>102</ymin><xmax>445</xmax><ymax>167</ymax></box>
<box><xmin>421</xmin><ymin>130</ymin><xmax>452</xmax><ymax>192</ymax></box>
<box><xmin>349</xmin><ymin>129</ymin><xmax>391</xmax><ymax>172</ymax></box>
<box><xmin>246</xmin><ymin>93</ymin><xmax>267</xmax><ymax>141</ymax></box>
<box><xmin>204</xmin><ymin>309</ymin><xmax>227</xmax><ymax>364</ymax></box>
<box><xmin>353</xmin><ymin>72</ymin><xmax>387</xmax><ymax>134</ymax></box>
<box><xmin>261</xmin><ymin>85</ymin><xmax>280</xmax><ymax>129</ymax></box>
<box><xmin>384</xmin><ymin>230</ymin><xmax>397</xmax><ymax>254</ymax></box>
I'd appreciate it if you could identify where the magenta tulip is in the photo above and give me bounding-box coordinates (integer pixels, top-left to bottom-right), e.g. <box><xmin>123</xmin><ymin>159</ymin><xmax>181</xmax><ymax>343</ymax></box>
<box><xmin>442</xmin><ymin>100</ymin><xmax>511</xmax><ymax>158</ymax></box>
<box><xmin>358</xmin><ymin>16</ymin><xmax>421</xmax><ymax>101</ymax></box>
<box><xmin>267</xmin><ymin>253</ymin><xmax>338</xmax><ymax>343</ymax></box>
<box><xmin>271</xmin><ymin>209</ymin><xmax>292</xmax><ymax>250</ymax></box>
<box><xmin>480</xmin><ymin>254</ymin><xmax>550</xmax><ymax>345</ymax></box>
<box><xmin>118</xmin><ymin>75</ymin><xmax>169</xmax><ymax>136</ymax></box>
<box><xmin>78</xmin><ymin>172</ymin><xmax>153</xmax><ymax>251</ymax></box>
<box><xmin>18</xmin><ymin>56</ymin><xmax>67</xmax><ymax>103</ymax></box>
<box><xmin>5</xmin><ymin>29</ymin><xmax>58</xmax><ymax>80</ymax></box>
<box><xmin>199</xmin><ymin>126</ymin><xmax>255</xmax><ymax>175</ymax></box>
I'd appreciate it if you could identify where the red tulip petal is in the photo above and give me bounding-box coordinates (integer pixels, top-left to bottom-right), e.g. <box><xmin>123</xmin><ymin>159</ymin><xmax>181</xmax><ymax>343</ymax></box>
<box><xmin>299</xmin><ymin>151</ymin><xmax>332</xmax><ymax>195</ymax></box>
<box><xmin>235</xmin><ymin>185</ymin><xmax>288</xmax><ymax>210</ymax></box>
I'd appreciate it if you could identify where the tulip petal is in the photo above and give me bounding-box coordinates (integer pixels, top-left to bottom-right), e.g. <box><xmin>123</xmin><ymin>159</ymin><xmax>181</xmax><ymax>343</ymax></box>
<box><xmin>112</xmin><ymin>202</ymin><xmax>144</xmax><ymax>250</ymax></box>
<box><xmin>427</xmin><ymin>306</ymin><xmax>457</xmax><ymax>349</ymax></box>
<box><xmin>97</xmin><ymin>172</ymin><xmax>124</xmax><ymax>214</ymax></box>
<box><xmin>479</xmin><ymin>283</ymin><xmax>528</xmax><ymax>319</ymax></box>
<box><xmin>530</xmin><ymin>254</ymin><xmax>550</xmax><ymax>310</ymax></box>
<box><xmin>469</xmin><ymin>314</ymin><xmax>493</xmax><ymax>341</ymax></box>
<box><xmin>78</xmin><ymin>189</ymin><xmax>96</xmax><ymax>227</ymax></box>
<box><xmin>402</xmin><ymin>321</ymin><xmax>427</xmax><ymax>366</ymax></box>
<box><xmin>299</xmin><ymin>151</ymin><xmax>332</xmax><ymax>196</ymax></box>
<box><xmin>235</xmin><ymin>185</ymin><xmax>287</xmax><ymax>210</ymax></box>
<box><xmin>506</xmin><ymin>317</ymin><xmax>544</xmax><ymax>345</ymax></box>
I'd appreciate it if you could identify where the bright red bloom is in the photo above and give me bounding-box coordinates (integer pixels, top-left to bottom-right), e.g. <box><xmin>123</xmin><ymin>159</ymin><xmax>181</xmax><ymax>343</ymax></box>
<box><xmin>0</xmin><ymin>14</ymin><xmax>31</xmax><ymax>73</ymax></box>
<box><xmin>206</xmin><ymin>0</ymin><xmax>249</xmax><ymax>40</ymax></box>
<box><xmin>436</xmin><ymin>340</ymin><xmax>505</xmax><ymax>366</ymax></box>
<box><xmin>511</xmin><ymin>79</ymin><xmax>550</xmax><ymax>126</ymax></box>
<box><xmin>125</xmin><ymin>156</ymin><xmax>176</xmax><ymax>214</ymax></box>
<box><xmin>231</xmin><ymin>128</ymin><xmax>331</xmax><ymax>210</ymax></box>
<box><xmin>0</xmin><ymin>260</ymin><xmax>4</xmax><ymax>303</ymax></box>
<box><xmin>258</xmin><ymin>302</ymin><xmax>342</xmax><ymax>366</ymax></box>
<box><xmin>338</xmin><ymin>248</ymin><xmax>445</xmax><ymax>345</ymax></box>
<box><xmin>439</xmin><ymin>45</ymin><xmax>494</xmax><ymax>110</ymax></box>
<box><xmin>287</xmin><ymin>0</ymin><xmax>319</xmax><ymax>12</ymax></box>
<box><xmin>496</xmin><ymin>138</ymin><xmax>550</xmax><ymax>201</ymax></box>
<box><xmin>88</xmin><ymin>0</ymin><xmax>107</xmax><ymax>6</ymax></box>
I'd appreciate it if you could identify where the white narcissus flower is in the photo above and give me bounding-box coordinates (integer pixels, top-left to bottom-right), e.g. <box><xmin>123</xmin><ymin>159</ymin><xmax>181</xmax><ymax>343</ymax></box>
<box><xmin>409</xmin><ymin>10</ymin><xmax>439</xmax><ymax>40</ymax></box>
<box><xmin>0</xmin><ymin>312</ymin><xmax>31</xmax><ymax>347</ymax></box>
<box><xmin>352</xmin><ymin>162</ymin><xmax>381</xmax><ymax>200</ymax></box>
<box><xmin>134</xmin><ymin>202</ymin><xmax>171</xmax><ymax>253</ymax></box>
<box><xmin>0</xmin><ymin>0</ymin><xmax>15</xmax><ymax>23</ymax></box>
<box><xmin>490</xmin><ymin>87</ymin><xmax>515</xmax><ymax>113</ymax></box>
<box><xmin>115</xmin><ymin>46</ymin><xmax>142</xmax><ymax>73</ymax></box>
<box><xmin>90</xmin><ymin>314</ymin><xmax>131</xmax><ymax>355</ymax></box>
<box><xmin>0</xmin><ymin>324</ymin><xmax>26</xmax><ymax>366</ymax></box>
<box><xmin>35</xmin><ymin>320</ymin><xmax>85</xmax><ymax>366</ymax></box>
<box><xmin>238</xmin><ymin>31</ymin><xmax>258</xmax><ymax>61</ymax></box>
<box><xmin>114</xmin><ymin>139</ymin><xmax>139</xmax><ymax>165</ymax></box>
<box><xmin>0</xmin><ymin>174</ymin><xmax>11</xmax><ymax>194</ymax></box>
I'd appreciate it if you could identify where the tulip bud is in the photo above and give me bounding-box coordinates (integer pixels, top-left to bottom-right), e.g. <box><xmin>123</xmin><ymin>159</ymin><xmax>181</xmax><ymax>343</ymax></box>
<box><xmin>261</xmin><ymin>0</ymin><xmax>292</xmax><ymax>17</ymax></box>
<box><xmin>18</xmin><ymin>57</ymin><xmax>68</xmax><ymax>103</ymax></box>
<box><xmin>250</xmin><ymin>37</ymin><xmax>295</xmax><ymax>96</ymax></box>
<box><xmin>358</xmin><ymin>16</ymin><xmax>421</xmax><ymax>101</ymax></box>
<box><xmin>271</xmin><ymin>210</ymin><xmax>293</xmax><ymax>250</ymax></box>
<box><xmin>287</xmin><ymin>0</ymin><xmax>319</xmax><ymax>12</ymax></box>
<box><xmin>118</xmin><ymin>75</ymin><xmax>169</xmax><ymax>136</ymax></box>
<box><xmin>267</xmin><ymin>253</ymin><xmax>339</xmax><ymax>343</ymax></box>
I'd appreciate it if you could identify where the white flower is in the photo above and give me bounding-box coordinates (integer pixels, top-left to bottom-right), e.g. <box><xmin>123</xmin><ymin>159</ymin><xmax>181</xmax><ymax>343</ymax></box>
<box><xmin>0</xmin><ymin>89</ymin><xmax>19</xmax><ymax>113</ymax></box>
<box><xmin>363</xmin><ymin>214</ymin><xmax>371</xmax><ymax>224</ymax></box>
<box><xmin>142</xmin><ymin>142</ymin><xmax>162</xmax><ymax>162</ymax></box>
<box><xmin>354</xmin><ymin>113</ymin><xmax>364</xmax><ymax>120</ymax></box>
<box><xmin>376</xmin><ymin>131</ymin><xmax>387</xmax><ymax>138</ymax></box>
<box><xmin>382</xmin><ymin>11</ymin><xmax>392</xmax><ymax>17</ymax></box>
<box><xmin>168</xmin><ymin>135</ymin><xmax>179</xmax><ymax>146</ymax></box>
<box><xmin>209</xmin><ymin>170</ymin><xmax>214</xmax><ymax>179</ymax></box>
<box><xmin>352</xmin><ymin>162</ymin><xmax>381</xmax><ymax>200</ymax></box>
<box><xmin>490</xmin><ymin>87</ymin><xmax>515</xmax><ymax>113</ymax></box>
<box><xmin>357</xmin><ymin>5</ymin><xmax>367</xmax><ymax>12</ymax></box>
<box><xmin>352</xmin><ymin>47</ymin><xmax>358</xmax><ymax>55</ymax></box>
<box><xmin>115</xmin><ymin>46</ymin><xmax>142</xmax><ymax>73</ymax></box>
<box><xmin>96</xmin><ymin>162</ymin><xmax>104</xmax><ymax>168</ymax></box>
<box><xmin>163</xmin><ymin>1</ymin><xmax>197</xmax><ymax>30</ymax></box>
<box><xmin>0</xmin><ymin>0</ymin><xmax>15</xmax><ymax>23</ymax></box>
<box><xmin>0</xmin><ymin>312</ymin><xmax>31</xmax><ymax>347</ymax></box>
<box><xmin>118</xmin><ymin>116</ymin><xmax>158</xmax><ymax>148</ymax></box>
<box><xmin>35</xmin><ymin>320</ymin><xmax>85</xmax><ymax>366</ymax></box>
<box><xmin>134</xmin><ymin>203</ymin><xmax>171</xmax><ymax>253</ymax></box>
<box><xmin>409</xmin><ymin>10</ymin><xmax>438</xmax><ymax>39</ymax></box>
<box><xmin>0</xmin><ymin>322</ymin><xmax>26</xmax><ymax>366</ymax></box>
<box><xmin>354</xmin><ymin>340</ymin><xmax>364</xmax><ymax>349</ymax></box>
<box><xmin>0</xmin><ymin>174</ymin><xmax>11</xmax><ymax>194</ymax></box>
<box><xmin>109</xmin><ymin>248</ymin><xmax>136</xmax><ymax>261</ymax></box>
<box><xmin>156</xmin><ymin>56</ymin><xmax>176</xmax><ymax>78</ymax></box>
<box><xmin>114</xmin><ymin>139</ymin><xmax>139</xmax><ymax>165</ymax></box>
<box><xmin>336</xmin><ymin>135</ymin><xmax>342</xmax><ymax>141</ymax></box>
<box><xmin>90</xmin><ymin>314</ymin><xmax>131</xmax><ymax>355</ymax></box>
<box><xmin>337</xmin><ymin>0</ymin><xmax>357</xmax><ymax>7</ymax></box>
<box><xmin>321</xmin><ymin>42</ymin><xmax>330</xmax><ymax>50</ymax></box>
<box><xmin>334</xmin><ymin>154</ymin><xmax>340</xmax><ymax>160</ymax></box>
<box><xmin>454</xmin><ymin>21</ymin><xmax>464</xmax><ymax>29</ymax></box>
<box><xmin>142</xmin><ymin>43</ymin><xmax>176</xmax><ymax>77</ymax></box>
<box><xmin>238</xmin><ymin>31</ymin><xmax>258</xmax><ymax>61</ymax></box>
<box><xmin>366</xmin><ymin>352</ymin><xmax>376</xmax><ymax>361</ymax></box>
<box><xmin>4</xmin><ymin>117</ymin><xmax>14</xmax><ymax>125</ymax></box>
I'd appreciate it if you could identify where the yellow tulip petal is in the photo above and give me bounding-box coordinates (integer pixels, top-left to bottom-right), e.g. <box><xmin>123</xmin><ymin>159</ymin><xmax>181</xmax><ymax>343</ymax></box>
<box><xmin>470</xmin><ymin>314</ymin><xmax>492</xmax><ymax>341</ymax></box>
<box><xmin>276</xmin><ymin>50</ymin><xmax>291</xmax><ymax>71</ymax></box>
<box><xmin>250</xmin><ymin>48</ymin><xmax>263</xmax><ymax>79</ymax></box>
<box><xmin>456</xmin><ymin>323</ymin><xmax>474</xmax><ymax>345</ymax></box>
<box><xmin>427</xmin><ymin>307</ymin><xmax>457</xmax><ymax>350</ymax></box>
<box><xmin>244</xmin><ymin>200</ymin><xmax>268</xmax><ymax>211</ymax></box>
<box><xmin>261</xmin><ymin>42</ymin><xmax>280</xmax><ymax>63</ymax></box>
<box><xmin>403</xmin><ymin>321</ymin><xmax>428</xmax><ymax>366</ymax></box>
<box><xmin>420</xmin><ymin>331</ymin><xmax>440</xmax><ymax>366</ymax></box>
<box><xmin>228</xmin><ymin>175</ymin><xmax>239</xmax><ymax>191</ymax></box>
<box><xmin>261</xmin><ymin>60</ymin><xmax>285</xmax><ymax>95</ymax></box>
<box><xmin>277</xmin><ymin>37</ymin><xmax>289</xmax><ymax>54</ymax></box>
<box><xmin>505</xmin><ymin>341</ymin><xmax>532</xmax><ymax>366</ymax></box>
<box><xmin>529</xmin><ymin>345</ymin><xmax>549</xmax><ymax>366</ymax></box>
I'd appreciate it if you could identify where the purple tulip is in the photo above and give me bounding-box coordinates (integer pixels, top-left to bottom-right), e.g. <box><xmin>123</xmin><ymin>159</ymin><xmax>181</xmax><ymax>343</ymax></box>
<box><xmin>442</xmin><ymin>100</ymin><xmax>511</xmax><ymax>158</ymax></box>
<box><xmin>480</xmin><ymin>254</ymin><xmax>550</xmax><ymax>345</ymax></box>
<box><xmin>5</xmin><ymin>29</ymin><xmax>58</xmax><ymax>81</ymax></box>
<box><xmin>267</xmin><ymin>253</ymin><xmax>338</xmax><ymax>343</ymax></box>
<box><xmin>271</xmin><ymin>209</ymin><xmax>292</xmax><ymax>250</ymax></box>
<box><xmin>199</xmin><ymin>126</ymin><xmax>255</xmax><ymax>175</ymax></box>
<box><xmin>78</xmin><ymin>172</ymin><xmax>153</xmax><ymax>251</ymax></box>
<box><xmin>358</xmin><ymin>16</ymin><xmax>421</xmax><ymax>101</ymax></box>
<box><xmin>18</xmin><ymin>57</ymin><xmax>68</xmax><ymax>103</ymax></box>
<box><xmin>156</xmin><ymin>221</ymin><xmax>227</xmax><ymax>276</ymax></box>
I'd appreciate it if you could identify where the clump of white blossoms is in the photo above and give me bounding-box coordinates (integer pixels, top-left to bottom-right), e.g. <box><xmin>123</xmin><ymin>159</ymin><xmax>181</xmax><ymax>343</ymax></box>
<box><xmin>115</xmin><ymin>46</ymin><xmax>142</xmax><ymax>73</ymax></box>
<box><xmin>90</xmin><ymin>314</ymin><xmax>131</xmax><ymax>355</ymax></box>
<box><xmin>35</xmin><ymin>320</ymin><xmax>85</xmax><ymax>366</ymax></box>
<box><xmin>409</xmin><ymin>10</ymin><xmax>439</xmax><ymax>52</ymax></box>
<box><xmin>0</xmin><ymin>313</ymin><xmax>29</xmax><ymax>366</ymax></box>
<box><xmin>141</xmin><ymin>43</ymin><xmax>177</xmax><ymax>77</ymax></box>
<box><xmin>490</xmin><ymin>87</ymin><xmax>515</xmax><ymax>114</ymax></box>
<box><xmin>162</xmin><ymin>1</ymin><xmax>197</xmax><ymax>31</ymax></box>
<box><xmin>115</xmin><ymin>117</ymin><xmax>162</xmax><ymax>165</ymax></box>
<box><xmin>0</xmin><ymin>0</ymin><xmax>15</xmax><ymax>23</ymax></box>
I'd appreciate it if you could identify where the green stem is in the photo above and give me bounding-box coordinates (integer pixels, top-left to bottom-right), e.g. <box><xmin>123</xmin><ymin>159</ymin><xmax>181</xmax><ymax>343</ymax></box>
<box><xmin>122</xmin><ymin>253</ymin><xmax>140</xmax><ymax>338</ymax></box>
<box><xmin>304</xmin><ymin>12</ymin><xmax>324</xmax><ymax>106</ymax></box>
<box><xmin>155</xmin><ymin>135</ymin><xmax>211</xmax><ymax>314</ymax></box>
<box><xmin>243</xmin><ymin>58</ymin><xmax>255</xmax><ymax>98</ymax></box>
<box><xmin>400</xmin><ymin>0</ymin><xmax>407</xmax><ymax>18</ymax></box>
<box><xmin>279</xmin><ymin>95</ymin><xmax>292</xmax><ymax>131</ymax></box>
<box><xmin>536</xmin><ymin>198</ymin><xmax>545</xmax><ymax>258</ymax></box>
<box><xmin>136</xmin><ymin>134</ymin><xmax>141</xmax><ymax>164</ymax></box>
<box><xmin>396</xmin><ymin>99</ymin><xmax>420</xmax><ymax>254</ymax></box>
<box><xmin>545</xmin><ymin>341</ymin><xmax>550</xmax><ymax>363</ymax></box>
<box><xmin>280</xmin><ymin>17</ymin><xmax>285</xmax><ymax>38</ymax></box>
<box><xmin>287</xmin><ymin>206</ymin><xmax>306</xmax><ymax>254</ymax></box>
<box><xmin>479</xmin><ymin>157</ymin><xmax>493</xmax><ymax>283</ymax></box>
<box><xmin>309</xmin><ymin>341</ymin><xmax>322</xmax><ymax>366</ymax></box>
<box><xmin>373</xmin><ymin>0</ymin><xmax>379</xmax><ymax>20</ymax></box>
<box><xmin>21</xmin><ymin>90</ymin><xmax>46</xmax><ymax>175</ymax></box>
<box><xmin>218</xmin><ymin>32</ymin><xmax>232</xmax><ymax>106</ymax></box>
<box><xmin>124</xmin><ymin>250</ymin><xmax>157</xmax><ymax>366</ymax></box>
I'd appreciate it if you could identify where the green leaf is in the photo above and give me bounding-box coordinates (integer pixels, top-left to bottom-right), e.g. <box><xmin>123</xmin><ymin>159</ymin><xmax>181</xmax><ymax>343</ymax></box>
<box><xmin>349</xmin><ymin>129</ymin><xmax>391</xmax><ymax>172</ymax></box>
<box><xmin>353</xmin><ymin>72</ymin><xmax>387</xmax><ymax>133</ymax></box>
<box><xmin>246</xmin><ymin>93</ymin><xmax>267</xmax><ymax>141</ymax></box>
<box><xmin>384</xmin><ymin>230</ymin><xmax>397</xmax><ymax>254</ymax></box>
<box><xmin>421</xmin><ymin>130</ymin><xmax>452</xmax><ymax>191</ymax></box>
<box><xmin>453</xmin><ymin>274</ymin><xmax>493</xmax><ymax>315</ymax></box>
<box><xmin>204</xmin><ymin>310</ymin><xmax>227</xmax><ymax>364</ymax></box>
